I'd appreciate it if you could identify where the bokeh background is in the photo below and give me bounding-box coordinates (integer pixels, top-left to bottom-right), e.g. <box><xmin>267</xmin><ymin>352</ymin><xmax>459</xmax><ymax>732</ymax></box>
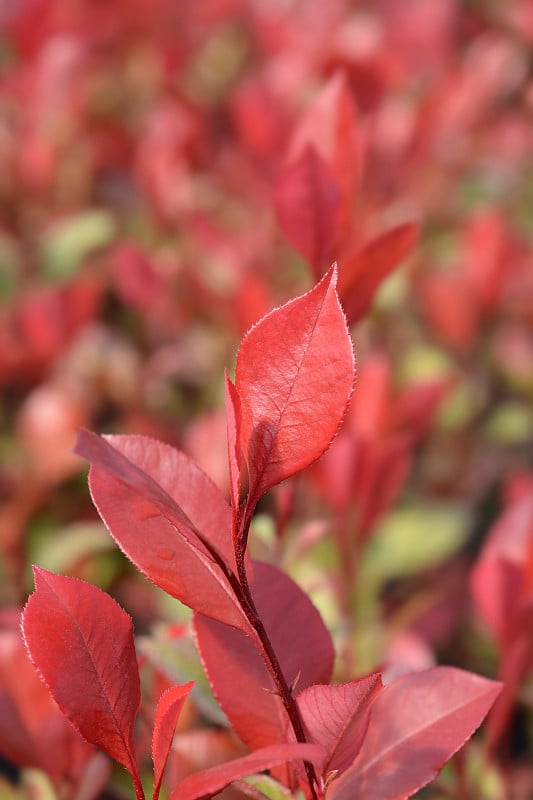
<box><xmin>1</xmin><ymin>1</ymin><xmax>533</xmax><ymax>798</ymax></box>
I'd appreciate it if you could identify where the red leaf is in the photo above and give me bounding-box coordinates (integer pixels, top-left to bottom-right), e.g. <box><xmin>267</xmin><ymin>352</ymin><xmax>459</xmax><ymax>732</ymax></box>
<box><xmin>0</xmin><ymin>627</ymin><xmax>97</xmax><ymax>782</ymax></box>
<box><xmin>152</xmin><ymin>682</ymin><xmax>194</xmax><ymax>800</ymax></box>
<box><xmin>294</xmin><ymin>675</ymin><xmax>383</xmax><ymax>777</ymax></box>
<box><xmin>235</xmin><ymin>267</ymin><xmax>354</xmax><ymax>506</ymax></box>
<box><xmin>289</xmin><ymin>72</ymin><xmax>361</xmax><ymax>237</ymax></box>
<box><xmin>348</xmin><ymin>352</ymin><xmax>392</xmax><ymax>439</ymax></box>
<box><xmin>463</xmin><ymin>209</ymin><xmax>506</xmax><ymax>314</ymax></box>
<box><xmin>338</xmin><ymin>222</ymin><xmax>419</xmax><ymax>325</ymax></box>
<box><xmin>225</xmin><ymin>371</ymin><xmax>243</xmax><ymax>515</ymax></box>
<box><xmin>168</xmin><ymin>743</ymin><xmax>326</xmax><ymax>800</ymax></box>
<box><xmin>394</xmin><ymin>380</ymin><xmax>450</xmax><ymax>443</ymax></box>
<box><xmin>194</xmin><ymin>561</ymin><xmax>334</xmax><ymax>752</ymax></box>
<box><xmin>470</xmin><ymin>490</ymin><xmax>533</xmax><ymax>643</ymax></box>
<box><xmin>75</xmin><ymin>431</ymin><xmax>251</xmax><ymax>633</ymax></box>
<box><xmin>485</xmin><ymin>606</ymin><xmax>533</xmax><ymax>752</ymax></box>
<box><xmin>22</xmin><ymin>568</ymin><xmax>143</xmax><ymax>800</ymax></box>
<box><xmin>326</xmin><ymin>667</ymin><xmax>502</xmax><ymax>800</ymax></box>
<box><xmin>231</xmin><ymin>75</ymin><xmax>289</xmax><ymax>163</ymax></box>
<box><xmin>470</xmin><ymin>490</ymin><xmax>533</xmax><ymax>750</ymax></box>
<box><xmin>112</xmin><ymin>244</ymin><xmax>166</xmax><ymax>315</ymax></box>
<box><xmin>356</xmin><ymin>437</ymin><xmax>412</xmax><ymax>539</ymax></box>
<box><xmin>418</xmin><ymin>271</ymin><xmax>479</xmax><ymax>351</ymax></box>
<box><xmin>275</xmin><ymin>145</ymin><xmax>341</xmax><ymax>274</ymax></box>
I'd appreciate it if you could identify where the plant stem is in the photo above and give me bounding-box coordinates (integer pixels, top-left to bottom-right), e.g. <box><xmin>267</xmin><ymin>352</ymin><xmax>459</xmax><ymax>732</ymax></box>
<box><xmin>234</xmin><ymin>504</ymin><xmax>320</xmax><ymax>800</ymax></box>
<box><xmin>168</xmin><ymin>488</ymin><xmax>316</xmax><ymax>795</ymax></box>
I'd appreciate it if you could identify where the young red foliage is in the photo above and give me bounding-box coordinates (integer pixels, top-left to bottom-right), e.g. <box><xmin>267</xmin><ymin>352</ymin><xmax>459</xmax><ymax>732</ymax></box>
<box><xmin>233</xmin><ymin>266</ymin><xmax>354</xmax><ymax>512</ymax></box>
<box><xmin>74</xmin><ymin>431</ymin><xmax>251</xmax><ymax>633</ymax></box>
<box><xmin>337</xmin><ymin>222</ymin><xmax>419</xmax><ymax>326</ymax></box>
<box><xmin>152</xmin><ymin>682</ymin><xmax>194</xmax><ymax>800</ymax></box>
<box><xmin>288</xmin><ymin>72</ymin><xmax>362</xmax><ymax>242</ymax></box>
<box><xmin>18</xmin><ymin>264</ymin><xmax>505</xmax><ymax>800</ymax></box>
<box><xmin>293</xmin><ymin>674</ymin><xmax>384</xmax><ymax>779</ymax></box>
<box><xmin>22</xmin><ymin>568</ymin><xmax>143</xmax><ymax>800</ymax></box>
<box><xmin>326</xmin><ymin>668</ymin><xmax>501</xmax><ymax>800</ymax></box>
<box><xmin>1</xmin><ymin>1</ymin><xmax>532</xmax><ymax>795</ymax></box>
<box><xmin>275</xmin><ymin>145</ymin><xmax>341</xmax><ymax>272</ymax></box>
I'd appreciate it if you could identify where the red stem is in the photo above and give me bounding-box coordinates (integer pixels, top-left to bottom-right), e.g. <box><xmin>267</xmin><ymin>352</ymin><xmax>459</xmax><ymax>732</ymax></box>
<box><xmin>233</xmin><ymin>500</ymin><xmax>320</xmax><ymax>800</ymax></box>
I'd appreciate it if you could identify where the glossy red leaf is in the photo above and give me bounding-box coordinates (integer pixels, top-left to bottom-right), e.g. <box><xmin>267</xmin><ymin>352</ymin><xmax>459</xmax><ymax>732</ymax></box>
<box><xmin>22</xmin><ymin>568</ymin><xmax>143</xmax><ymax>800</ymax></box>
<box><xmin>338</xmin><ymin>222</ymin><xmax>419</xmax><ymax>325</ymax></box>
<box><xmin>152</xmin><ymin>682</ymin><xmax>194</xmax><ymax>800</ymax></box>
<box><xmin>75</xmin><ymin>431</ymin><xmax>250</xmax><ymax>633</ymax></box>
<box><xmin>194</xmin><ymin>560</ymin><xmax>334</xmax><ymax>752</ymax></box>
<box><xmin>293</xmin><ymin>675</ymin><xmax>383</xmax><ymax>777</ymax></box>
<box><xmin>235</xmin><ymin>267</ymin><xmax>354</xmax><ymax>506</ymax></box>
<box><xmin>326</xmin><ymin>667</ymin><xmax>502</xmax><ymax>800</ymax></box>
<box><xmin>168</xmin><ymin>742</ymin><xmax>326</xmax><ymax>800</ymax></box>
<box><xmin>275</xmin><ymin>145</ymin><xmax>341</xmax><ymax>273</ymax></box>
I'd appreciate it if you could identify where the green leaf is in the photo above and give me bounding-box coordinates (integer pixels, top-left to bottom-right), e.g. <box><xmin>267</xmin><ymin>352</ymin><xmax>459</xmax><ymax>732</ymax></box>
<box><xmin>20</xmin><ymin>770</ymin><xmax>58</xmax><ymax>800</ymax></box>
<box><xmin>483</xmin><ymin>402</ymin><xmax>533</xmax><ymax>445</ymax></box>
<box><xmin>398</xmin><ymin>344</ymin><xmax>454</xmax><ymax>384</ymax></box>
<box><xmin>438</xmin><ymin>376</ymin><xmax>486</xmax><ymax>431</ymax></box>
<box><xmin>0</xmin><ymin>234</ymin><xmax>19</xmax><ymax>303</ymax></box>
<box><xmin>41</xmin><ymin>211</ymin><xmax>116</xmax><ymax>281</ymax></box>
<box><xmin>362</xmin><ymin>505</ymin><xmax>470</xmax><ymax>583</ymax></box>
<box><xmin>465</xmin><ymin>741</ymin><xmax>507</xmax><ymax>800</ymax></box>
<box><xmin>240</xmin><ymin>773</ymin><xmax>294</xmax><ymax>800</ymax></box>
<box><xmin>0</xmin><ymin>776</ymin><xmax>22</xmax><ymax>800</ymax></box>
<box><xmin>30</xmin><ymin>522</ymin><xmax>114</xmax><ymax>575</ymax></box>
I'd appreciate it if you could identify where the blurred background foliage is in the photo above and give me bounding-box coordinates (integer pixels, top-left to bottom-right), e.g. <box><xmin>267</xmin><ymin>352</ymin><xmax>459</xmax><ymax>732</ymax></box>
<box><xmin>0</xmin><ymin>0</ymin><xmax>533</xmax><ymax>798</ymax></box>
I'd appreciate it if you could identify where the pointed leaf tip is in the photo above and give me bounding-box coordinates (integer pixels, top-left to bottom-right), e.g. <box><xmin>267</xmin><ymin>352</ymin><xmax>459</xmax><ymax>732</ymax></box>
<box><xmin>152</xmin><ymin>682</ymin><xmax>194</xmax><ymax>800</ymax></box>
<box><xmin>235</xmin><ymin>267</ymin><xmax>354</xmax><ymax>505</ymax></box>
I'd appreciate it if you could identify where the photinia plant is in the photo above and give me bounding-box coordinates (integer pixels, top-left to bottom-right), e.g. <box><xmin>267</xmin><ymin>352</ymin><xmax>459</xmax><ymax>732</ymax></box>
<box><xmin>22</xmin><ymin>268</ymin><xmax>501</xmax><ymax>800</ymax></box>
